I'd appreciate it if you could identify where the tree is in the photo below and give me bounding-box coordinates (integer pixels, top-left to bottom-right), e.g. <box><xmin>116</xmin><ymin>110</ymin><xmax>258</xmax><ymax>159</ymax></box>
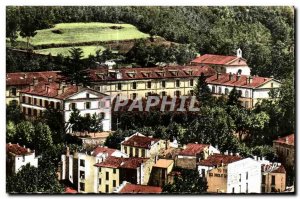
<box><xmin>227</xmin><ymin>86</ymin><xmax>241</xmax><ymax>107</ymax></box>
<box><xmin>194</xmin><ymin>72</ymin><xmax>213</xmax><ymax>106</ymax></box>
<box><xmin>34</xmin><ymin>122</ymin><xmax>54</xmax><ymax>153</ymax></box>
<box><xmin>105</xmin><ymin>130</ymin><xmax>131</xmax><ymax>150</ymax></box>
<box><xmin>251</xmin><ymin>145</ymin><xmax>277</xmax><ymax>162</ymax></box>
<box><xmin>6</xmin><ymin>100</ymin><xmax>23</xmax><ymax>124</ymax></box>
<box><xmin>6</xmin><ymin>7</ymin><xmax>19</xmax><ymax>45</ymax></box>
<box><xmin>15</xmin><ymin>121</ymin><xmax>35</xmax><ymax>148</ymax></box>
<box><xmin>163</xmin><ymin>169</ymin><xmax>207</xmax><ymax>193</ymax></box>
<box><xmin>89</xmin><ymin>113</ymin><xmax>103</xmax><ymax>136</ymax></box>
<box><xmin>7</xmin><ymin>121</ymin><xmax>17</xmax><ymax>143</ymax></box>
<box><xmin>69</xmin><ymin>108</ymin><xmax>83</xmax><ymax>133</ymax></box>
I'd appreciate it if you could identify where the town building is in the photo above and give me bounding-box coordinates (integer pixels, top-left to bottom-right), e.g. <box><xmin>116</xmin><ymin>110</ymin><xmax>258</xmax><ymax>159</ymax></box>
<box><xmin>61</xmin><ymin>146</ymin><xmax>127</xmax><ymax>193</ymax></box>
<box><xmin>206</xmin><ymin>72</ymin><xmax>281</xmax><ymax>108</ymax></box>
<box><xmin>273</xmin><ymin>134</ymin><xmax>295</xmax><ymax>168</ymax></box>
<box><xmin>261</xmin><ymin>162</ymin><xmax>286</xmax><ymax>193</ymax></box>
<box><xmin>114</xmin><ymin>181</ymin><xmax>162</xmax><ymax>194</ymax></box>
<box><xmin>191</xmin><ymin>49</ymin><xmax>251</xmax><ymax>75</ymax></box>
<box><xmin>176</xmin><ymin>143</ymin><xmax>220</xmax><ymax>170</ymax></box>
<box><xmin>19</xmin><ymin>80</ymin><xmax>111</xmax><ymax>132</ymax></box>
<box><xmin>88</xmin><ymin>65</ymin><xmax>216</xmax><ymax>99</ymax></box>
<box><xmin>148</xmin><ymin>159</ymin><xmax>174</xmax><ymax>187</ymax></box>
<box><xmin>121</xmin><ymin>132</ymin><xmax>166</xmax><ymax>158</ymax></box>
<box><xmin>6</xmin><ymin>143</ymin><xmax>38</xmax><ymax>175</ymax></box>
<box><xmin>6</xmin><ymin>71</ymin><xmax>61</xmax><ymax>104</ymax></box>
<box><xmin>94</xmin><ymin>156</ymin><xmax>154</xmax><ymax>193</ymax></box>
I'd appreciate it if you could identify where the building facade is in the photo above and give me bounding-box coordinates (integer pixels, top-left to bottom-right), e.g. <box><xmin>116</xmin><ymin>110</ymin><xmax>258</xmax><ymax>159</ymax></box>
<box><xmin>261</xmin><ymin>163</ymin><xmax>286</xmax><ymax>193</ymax></box>
<box><xmin>148</xmin><ymin>159</ymin><xmax>174</xmax><ymax>187</ymax></box>
<box><xmin>6</xmin><ymin>143</ymin><xmax>38</xmax><ymax>175</ymax></box>
<box><xmin>19</xmin><ymin>81</ymin><xmax>111</xmax><ymax>132</ymax></box>
<box><xmin>273</xmin><ymin>134</ymin><xmax>295</xmax><ymax>168</ymax></box>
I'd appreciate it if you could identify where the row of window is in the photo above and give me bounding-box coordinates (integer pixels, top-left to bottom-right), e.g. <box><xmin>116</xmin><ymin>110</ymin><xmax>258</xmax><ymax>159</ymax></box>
<box><xmin>23</xmin><ymin>107</ymin><xmax>42</xmax><ymax>117</ymax></box>
<box><xmin>262</xmin><ymin>175</ymin><xmax>276</xmax><ymax>186</ymax></box>
<box><xmin>211</xmin><ymin>86</ymin><xmax>250</xmax><ymax>98</ymax></box>
<box><xmin>68</xmin><ymin>100</ymin><xmax>108</xmax><ymax>110</ymax></box>
<box><xmin>116</xmin><ymin>79</ymin><xmax>194</xmax><ymax>91</ymax></box>
<box><xmin>129</xmin><ymin>90</ymin><xmax>194</xmax><ymax>100</ymax></box>
<box><xmin>124</xmin><ymin>146</ymin><xmax>147</xmax><ymax>157</ymax></box>
<box><xmin>22</xmin><ymin>96</ymin><xmax>61</xmax><ymax>109</ymax></box>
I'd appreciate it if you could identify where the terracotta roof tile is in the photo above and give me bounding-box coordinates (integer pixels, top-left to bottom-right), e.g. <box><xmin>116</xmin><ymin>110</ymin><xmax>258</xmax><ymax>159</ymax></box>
<box><xmin>273</xmin><ymin>134</ymin><xmax>294</xmax><ymax>146</ymax></box>
<box><xmin>65</xmin><ymin>187</ymin><xmax>77</xmax><ymax>193</ymax></box>
<box><xmin>153</xmin><ymin>159</ymin><xmax>174</xmax><ymax>168</ymax></box>
<box><xmin>191</xmin><ymin>54</ymin><xmax>241</xmax><ymax>65</ymax></box>
<box><xmin>198</xmin><ymin>154</ymin><xmax>242</xmax><ymax>167</ymax></box>
<box><xmin>122</xmin><ymin>135</ymin><xmax>160</xmax><ymax>149</ymax></box>
<box><xmin>6</xmin><ymin>71</ymin><xmax>61</xmax><ymax>86</ymax></box>
<box><xmin>119</xmin><ymin>183</ymin><xmax>162</xmax><ymax>194</ymax></box>
<box><xmin>91</xmin><ymin>146</ymin><xmax>117</xmax><ymax>157</ymax></box>
<box><xmin>6</xmin><ymin>143</ymin><xmax>32</xmax><ymax>156</ymax></box>
<box><xmin>206</xmin><ymin>73</ymin><xmax>273</xmax><ymax>89</ymax></box>
<box><xmin>179</xmin><ymin>143</ymin><xmax>209</xmax><ymax>156</ymax></box>
<box><xmin>87</xmin><ymin>65</ymin><xmax>216</xmax><ymax>82</ymax></box>
<box><xmin>94</xmin><ymin>156</ymin><xmax>148</xmax><ymax>169</ymax></box>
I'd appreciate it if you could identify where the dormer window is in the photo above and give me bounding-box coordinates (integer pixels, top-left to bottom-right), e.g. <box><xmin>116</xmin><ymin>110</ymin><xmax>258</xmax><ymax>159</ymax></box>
<box><xmin>169</xmin><ymin>70</ymin><xmax>178</xmax><ymax>76</ymax></box>
<box><xmin>183</xmin><ymin>69</ymin><xmax>193</xmax><ymax>76</ymax></box>
<box><xmin>141</xmin><ymin>71</ymin><xmax>151</xmax><ymax>77</ymax></box>
<box><xmin>96</xmin><ymin>73</ymin><xmax>105</xmax><ymax>79</ymax></box>
<box><xmin>126</xmin><ymin>71</ymin><xmax>136</xmax><ymax>78</ymax></box>
<box><xmin>156</xmin><ymin>71</ymin><xmax>165</xmax><ymax>77</ymax></box>
<box><xmin>86</xmin><ymin>93</ymin><xmax>90</xmax><ymax>98</ymax></box>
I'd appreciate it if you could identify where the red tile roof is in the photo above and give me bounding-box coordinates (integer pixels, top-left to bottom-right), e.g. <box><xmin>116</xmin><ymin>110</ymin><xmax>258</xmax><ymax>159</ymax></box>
<box><xmin>6</xmin><ymin>143</ymin><xmax>32</xmax><ymax>156</ymax></box>
<box><xmin>65</xmin><ymin>187</ymin><xmax>77</xmax><ymax>193</ymax></box>
<box><xmin>198</xmin><ymin>154</ymin><xmax>242</xmax><ymax>167</ymax></box>
<box><xmin>20</xmin><ymin>82</ymin><xmax>105</xmax><ymax>100</ymax></box>
<box><xmin>94</xmin><ymin>156</ymin><xmax>149</xmax><ymax>169</ymax></box>
<box><xmin>191</xmin><ymin>54</ymin><xmax>246</xmax><ymax>65</ymax></box>
<box><xmin>179</xmin><ymin>143</ymin><xmax>209</xmax><ymax>156</ymax></box>
<box><xmin>87</xmin><ymin>65</ymin><xmax>216</xmax><ymax>82</ymax></box>
<box><xmin>6</xmin><ymin>71</ymin><xmax>61</xmax><ymax>86</ymax></box>
<box><xmin>119</xmin><ymin>183</ymin><xmax>162</xmax><ymax>194</ymax></box>
<box><xmin>122</xmin><ymin>135</ymin><xmax>160</xmax><ymax>149</ymax></box>
<box><xmin>206</xmin><ymin>73</ymin><xmax>273</xmax><ymax>89</ymax></box>
<box><xmin>261</xmin><ymin>164</ymin><xmax>286</xmax><ymax>174</ymax></box>
<box><xmin>273</xmin><ymin>134</ymin><xmax>294</xmax><ymax>146</ymax></box>
<box><xmin>92</xmin><ymin>146</ymin><xmax>117</xmax><ymax>157</ymax></box>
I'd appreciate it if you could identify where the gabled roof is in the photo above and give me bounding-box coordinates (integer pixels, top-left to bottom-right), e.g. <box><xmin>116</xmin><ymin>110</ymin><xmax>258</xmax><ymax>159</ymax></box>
<box><xmin>20</xmin><ymin>82</ymin><xmax>107</xmax><ymax>100</ymax></box>
<box><xmin>121</xmin><ymin>133</ymin><xmax>160</xmax><ymax>149</ymax></box>
<box><xmin>179</xmin><ymin>143</ymin><xmax>209</xmax><ymax>156</ymax></box>
<box><xmin>88</xmin><ymin>65</ymin><xmax>216</xmax><ymax>82</ymax></box>
<box><xmin>273</xmin><ymin>134</ymin><xmax>294</xmax><ymax>146</ymax></box>
<box><xmin>191</xmin><ymin>54</ymin><xmax>247</xmax><ymax>66</ymax></box>
<box><xmin>119</xmin><ymin>183</ymin><xmax>162</xmax><ymax>193</ymax></box>
<box><xmin>6</xmin><ymin>71</ymin><xmax>61</xmax><ymax>86</ymax></box>
<box><xmin>6</xmin><ymin>143</ymin><xmax>32</xmax><ymax>156</ymax></box>
<box><xmin>94</xmin><ymin>156</ymin><xmax>149</xmax><ymax>169</ymax></box>
<box><xmin>198</xmin><ymin>154</ymin><xmax>242</xmax><ymax>167</ymax></box>
<box><xmin>206</xmin><ymin>73</ymin><xmax>275</xmax><ymax>89</ymax></box>
<box><xmin>91</xmin><ymin>146</ymin><xmax>117</xmax><ymax>157</ymax></box>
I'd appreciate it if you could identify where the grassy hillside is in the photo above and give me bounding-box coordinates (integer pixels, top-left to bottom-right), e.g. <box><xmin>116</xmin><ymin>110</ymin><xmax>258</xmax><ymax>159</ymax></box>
<box><xmin>34</xmin><ymin>45</ymin><xmax>107</xmax><ymax>58</ymax></box>
<box><xmin>16</xmin><ymin>22</ymin><xmax>149</xmax><ymax>46</ymax></box>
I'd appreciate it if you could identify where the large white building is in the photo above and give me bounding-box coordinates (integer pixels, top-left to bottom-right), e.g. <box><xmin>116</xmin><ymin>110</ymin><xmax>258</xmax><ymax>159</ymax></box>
<box><xmin>6</xmin><ymin>143</ymin><xmax>38</xmax><ymax>174</ymax></box>
<box><xmin>19</xmin><ymin>80</ymin><xmax>112</xmax><ymax>132</ymax></box>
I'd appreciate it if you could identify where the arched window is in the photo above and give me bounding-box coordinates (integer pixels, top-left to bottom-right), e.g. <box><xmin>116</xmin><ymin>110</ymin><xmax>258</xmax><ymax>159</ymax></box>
<box><xmin>245</xmin><ymin>90</ymin><xmax>249</xmax><ymax>98</ymax></box>
<box><xmin>50</xmin><ymin>101</ymin><xmax>55</xmax><ymax>108</ymax></box>
<box><xmin>56</xmin><ymin>102</ymin><xmax>61</xmax><ymax>109</ymax></box>
<box><xmin>238</xmin><ymin>90</ymin><xmax>243</xmax><ymax>97</ymax></box>
<box><xmin>212</xmin><ymin>86</ymin><xmax>216</xmax><ymax>93</ymax></box>
<box><xmin>218</xmin><ymin>87</ymin><xmax>222</xmax><ymax>94</ymax></box>
<box><xmin>225</xmin><ymin>88</ymin><xmax>229</xmax><ymax>95</ymax></box>
<box><xmin>238</xmin><ymin>69</ymin><xmax>242</xmax><ymax>74</ymax></box>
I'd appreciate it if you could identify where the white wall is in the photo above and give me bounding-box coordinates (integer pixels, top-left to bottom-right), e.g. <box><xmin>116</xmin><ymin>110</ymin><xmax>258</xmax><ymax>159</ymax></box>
<box><xmin>225</xmin><ymin>66</ymin><xmax>251</xmax><ymax>76</ymax></box>
<box><xmin>227</xmin><ymin>158</ymin><xmax>261</xmax><ymax>193</ymax></box>
<box><xmin>14</xmin><ymin>153</ymin><xmax>38</xmax><ymax>173</ymax></box>
<box><xmin>208</xmin><ymin>84</ymin><xmax>253</xmax><ymax>98</ymax></box>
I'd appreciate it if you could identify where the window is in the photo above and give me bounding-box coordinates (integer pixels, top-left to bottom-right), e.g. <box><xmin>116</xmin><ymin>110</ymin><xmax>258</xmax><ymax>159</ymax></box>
<box><xmin>99</xmin><ymin>178</ymin><xmax>102</xmax><ymax>185</ymax></box>
<box><xmin>135</xmin><ymin>148</ymin><xmax>139</xmax><ymax>157</ymax></box>
<box><xmin>147</xmin><ymin>81</ymin><xmax>151</xmax><ymax>89</ymax></box>
<box><xmin>175</xmin><ymin>80</ymin><xmax>180</xmax><ymax>87</ymax></box>
<box><xmin>161</xmin><ymin>91</ymin><xmax>166</xmax><ymax>97</ymax></box>
<box><xmin>105</xmin><ymin>185</ymin><xmax>109</xmax><ymax>193</ymax></box>
<box><xmin>85</xmin><ymin>102</ymin><xmax>91</xmax><ymax>109</ymax></box>
<box><xmin>23</xmin><ymin>107</ymin><xmax>26</xmax><ymax>114</ymax></box>
<box><xmin>100</xmin><ymin>112</ymin><xmax>105</xmax><ymax>119</ymax></box>
<box><xmin>245</xmin><ymin>90</ymin><xmax>249</xmax><ymax>98</ymax></box>
<box><xmin>142</xmin><ymin>149</ymin><xmax>146</xmax><ymax>157</ymax></box>
<box><xmin>162</xmin><ymin>80</ymin><xmax>166</xmax><ymax>88</ymax></box>
<box><xmin>218</xmin><ymin>87</ymin><xmax>222</xmax><ymax>94</ymax></box>
<box><xmin>56</xmin><ymin>102</ymin><xmax>61</xmax><ymax>109</ymax></box>
<box><xmin>209</xmin><ymin>173</ymin><xmax>213</xmax><ymax>177</ymax></box>
<box><xmin>189</xmin><ymin>90</ymin><xmax>194</xmax><ymax>96</ymax></box>
<box><xmin>212</xmin><ymin>86</ymin><xmax>216</xmax><ymax>93</ymax></box>
<box><xmin>39</xmin><ymin>99</ymin><xmax>42</xmax><ymax>106</ymax></box>
<box><xmin>117</xmin><ymin>83</ymin><xmax>122</xmax><ymax>90</ymax></box>
<box><xmin>175</xmin><ymin>90</ymin><xmax>180</xmax><ymax>97</ymax></box>
<box><xmin>45</xmin><ymin>100</ymin><xmax>49</xmax><ymax>108</ymax></box>
<box><xmin>11</xmin><ymin>88</ymin><xmax>17</xmax><ymax>96</ymax></box>
<box><xmin>80</xmin><ymin>159</ymin><xmax>85</xmax><ymax>167</ymax></box>
<box><xmin>22</xmin><ymin>96</ymin><xmax>25</xmax><ymax>103</ymax></box>
<box><xmin>271</xmin><ymin>176</ymin><xmax>275</xmax><ymax>185</ymax></box>
<box><xmin>238</xmin><ymin>90</ymin><xmax>242</xmax><ymax>97</ymax></box>
<box><xmin>246</xmin><ymin>183</ymin><xmax>248</xmax><ymax>193</ymax></box>
<box><xmin>113</xmin><ymin>180</ymin><xmax>116</xmax><ymax>187</ymax></box>
<box><xmin>99</xmin><ymin>100</ymin><xmax>105</xmax><ymax>108</ymax></box>
<box><xmin>80</xmin><ymin>182</ymin><xmax>85</xmax><ymax>191</ymax></box>
<box><xmin>271</xmin><ymin>83</ymin><xmax>274</xmax><ymax>88</ymax></box>
<box><xmin>245</xmin><ymin>101</ymin><xmax>249</xmax><ymax>108</ymax></box>
<box><xmin>124</xmin><ymin>147</ymin><xmax>127</xmax><ymax>154</ymax></box>
<box><xmin>286</xmin><ymin>149</ymin><xmax>290</xmax><ymax>156</ymax></box>
<box><xmin>33</xmin><ymin>109</ymin><xmax>37</xmax><ymax>117</ymax></box>
<box><xmin>80</xmin><ymin>170</ymin><xmax>85</xmax><ymax>179</ymax></box>
<box><xmin>239</xmin><ymin>174</ymin><xmax>241</xmax><ymax>182</ymax></box>
<box><xmin>246</xmin><ymin>172</ymin><xmax>248</xmax><ymax>180</ymax></box>
<box><xmin>86</xmin><ymin>93</ymin><xmax>90</xmax><ymax>98</ymax></box>
<box><xmin>190</xmin><ymin>79</ymin><xmax>194</xmax><ymax>87</ymax></box>
<box><xmin>28</xmin><ymin>97</ymin><xmax>32</xmax><ymax>104</ymax></box>
<box><xmin>28</xmin><ymin>108</ymin><xmax>32</xmax><ymax>116</ymax></box>
<box><xmin>99</xmin><ymin>167</ymin><xmax>101</xmax><ymax>172</ymax></box>
<box><xmin>132</xmin><ymin>82</ymin><xmax>137</xmax><ymax>89</ymax></box>
<box><xmin>225</xmin><ymin>88</ymin><xmax>229</xmax><ymax>95</ymax></box>
<box><xmin>132</xmin><ymin>93</ymin><xmax>137</xmax><ymax>100</ymax></box>
<box><xmin>70</xmin><ymin>103</ymin><xmax>76</xmax><ymax>110</ymax></box>
<box><xmin>106</xmin><ymin>172</ymin><xmax>109</xmax><ymax>180</ymax></box>
<box><xmin>50</xmin><ymin>101</ymin><xmax>54</xmax><ymax>108</ymax></box>
<box><xmin>262</xmin><ymin>175</ymin><xmax>266</xmax><ymax>184</ymax></box>
<box><xmin>239</xmin><ymin>185</ymin><xmax>241</xmax><ymax>193</ymax></box>
<box><xmin>261</xmin><ymin>186</ymin><xmax>266</xmax><ymax>193</ymax></box>
<box><xmin>130</xmin><ymin>147</ymin><xmax>133</xmax><ymax>157</ymax></box>
<box><xmin>33</xmin><ymin>98</ymin><xmax>37</xmax><ymax>105</ymax></box>
<box><xmin>113</xmin><ymin>168</ymin><xmax>116</xmax><ymax>174</ymax></box>
<box><xmin>232</xmin><ymin>188</ymin><xmax>235</xmax><ymax>193</ymax></box>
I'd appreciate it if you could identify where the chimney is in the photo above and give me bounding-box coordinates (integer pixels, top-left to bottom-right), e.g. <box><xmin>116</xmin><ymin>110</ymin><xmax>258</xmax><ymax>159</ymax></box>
<box><xmin>195</xmin><ymin>142</ymin><xmax>198</xmax><ymax>144</ymax></box>
<box><xmin>236</xmin><ymin>74</ymin><xmax>241</xmax><ymax>81</ymax></box>
<box><xmin>48</xmin><ymin>76</ymin><xmax>53</xmax><ymax>83</ymax></box>
<box><xmin>235</xmin><ymin>152</ymin><xmax>240</xmax><ymax>156</ymax></box>
<box><xmin>229</xmin><ymin>72</ymin><xmax>233</xmax><ymax>81</ymax></box>
<box><xmin>217</xmin><ymin>72</ymin><xmax>221</xmax><ymax>80</ymax></box>
<box><xmin>24</xmin><ymin>73</ymin><xmax>27</xmax><ymax>79</ymax></box>
<box><xmin>27</xmin><ymin>148</ymin><xmax>30</xmax><ymax>152</ymax></box>
<box><xmin>262</xmin><ymin>157</ymin><xmax>265</xmax><ymax>161</ymax></box>
<box><xmin>8</xmin><ymin>142</ymin><xmax>11</xmax><ymax>145</ymax></box>
<box><xmin>254</xmin><ymin>156</ymin><xmax>257</xmax><ymax>161</ymax></box>
<box><xmin>33</xmin><ymin>77</ymin><xmax>38</xmax><ymax>85</ymax></box>
<box><xmin>237</xmin><ymin>48</ymin><xmax>242</xmax><ymax>58</ymax></box>
<box><xmin>66</xmin><ymin>146</ymin><xmax>70</xmax><ymax>156</ymax></box>
<box><xmin>224</xmin><ymin>150</ymin><xmax>228</xmax><ymax>155</ymax></box>
<box><xmin>230</xmin><ymin>152</ymin><xmax>233</xmax><ymax>156</ymax></box>
<box><xmin>46</xmin><ymin>86</ymin><xmax>49</xmax><ymax>93</ymax></box>
<box><xmin>249</xmin><ymin>76</ymin><xmax>253</xmax><ymax>84</ymax></box>
<box><xmin>285</xmin><ymin>137</ymin><xmax>289</xmax><ymax>143</ymax></box>
<box><xmin>62</xmin><ymin>86</ymin><xmax>67</xmax><ymax>93</ymax></box>
<box><xmin>23</xmin><ymin>145</ymin><xmax>25</xmax><ymax>148</ymax></box>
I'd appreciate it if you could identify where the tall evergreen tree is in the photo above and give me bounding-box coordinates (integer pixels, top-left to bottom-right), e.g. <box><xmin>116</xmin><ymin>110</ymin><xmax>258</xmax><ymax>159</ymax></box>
<box><xmin>227</xmin><ymin>86</ymin><xmax>241</xmax><ymax>107</ymax></box>
<box><xmin>194</xmin><ymin>72</ymin><xmax>212</xmax><ymax>106</ymax></box>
